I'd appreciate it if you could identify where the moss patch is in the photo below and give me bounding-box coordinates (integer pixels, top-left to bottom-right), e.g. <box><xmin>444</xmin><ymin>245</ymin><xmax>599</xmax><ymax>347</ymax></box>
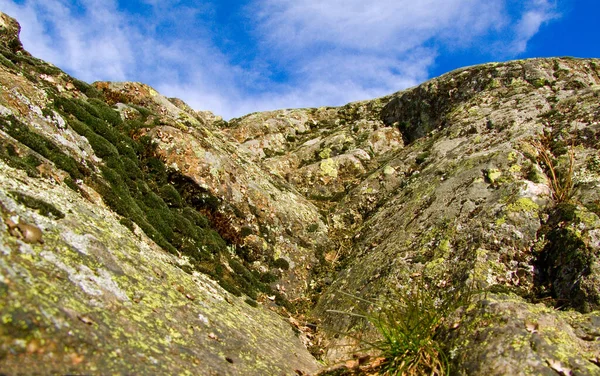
<box><xmin>0</xmin><ymin>115</ymin><xmax>88</xmax><ymax>180</ymax></box>
<box><xmin>0</xmin><ymin>142</ymin><xmax>41</xmax><ymax>178</ymax></box>
<box><xmin>49</xmin><ymin>95</ymin><xmax>284</xmax><ymax>306</ymax></box>
<box><xmin>9</xmin><ymin>191</ymin><xmax>65</xmax><ymax>219</ymax></box>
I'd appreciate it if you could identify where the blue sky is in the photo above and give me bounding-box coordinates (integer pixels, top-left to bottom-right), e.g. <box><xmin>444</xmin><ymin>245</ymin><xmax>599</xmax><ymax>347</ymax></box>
<box><xmin>0</xmin><ymin>0</ymin><xmax>597</xmax><ymax>119</ymax></box>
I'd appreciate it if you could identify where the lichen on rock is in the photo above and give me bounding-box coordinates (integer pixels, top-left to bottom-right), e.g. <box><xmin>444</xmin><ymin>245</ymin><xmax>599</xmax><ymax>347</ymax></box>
<box><xmin>2</xmin><ymin>10</ymin><xmax>600</xmax><ymax>375</ymax></box>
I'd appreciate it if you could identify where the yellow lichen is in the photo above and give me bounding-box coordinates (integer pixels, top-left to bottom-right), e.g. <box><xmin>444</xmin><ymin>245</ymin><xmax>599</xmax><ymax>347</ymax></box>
<box><xmin>506</xmin><ymin>197</ymin><xmax>539</xmax><ymax>214</ymax></box>
<box><xmin>486</xmin><ymin>168</ymin><xmax>502</xmax><ymax>183</ymax></box>
<box><xmin>509</xmin><ymin>164</ymin><xmax>522</xmax><ymax>173</ymax></box>
<box><xmin>320</xmin><ymin>158</ymin><xmax>338</xmax><ymax>178</ymax></box>
<box><xmin>319</xmin><ymin>147</ymin><xmax>332</xmax><ymax>159</ymax></box>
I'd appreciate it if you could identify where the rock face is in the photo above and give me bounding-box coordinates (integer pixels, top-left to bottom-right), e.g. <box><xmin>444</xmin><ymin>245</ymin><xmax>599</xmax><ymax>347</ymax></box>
<box><xmin>1</xmin><ymin>11</ymin><xmax>600</xmax><ymax>375</ymax></box>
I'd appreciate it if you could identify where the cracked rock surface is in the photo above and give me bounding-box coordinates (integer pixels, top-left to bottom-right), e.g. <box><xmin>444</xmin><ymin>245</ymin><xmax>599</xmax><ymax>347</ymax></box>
<box><xmin>1</xmin><ymin>11</ymin><xmax>600</xmax><ymax>375</ymax></box>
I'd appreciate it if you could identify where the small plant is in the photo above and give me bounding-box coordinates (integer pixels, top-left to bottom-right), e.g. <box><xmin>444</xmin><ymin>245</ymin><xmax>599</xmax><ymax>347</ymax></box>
<box><xmin>529</xmin><ymin>136</ymin><xmax>575</xmax><ymax>203</ymax></box>
<box><xmin>329</xmin><ymin>280</ymin><xmax>473</xmax><ymax>375</ymax></box>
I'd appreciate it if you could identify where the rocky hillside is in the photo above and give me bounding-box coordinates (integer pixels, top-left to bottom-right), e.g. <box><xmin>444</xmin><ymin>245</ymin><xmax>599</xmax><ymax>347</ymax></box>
<box><xmin>1</xmin><ymin>11</ymin><xmax>600</xmax><ymax>375</ymax></box>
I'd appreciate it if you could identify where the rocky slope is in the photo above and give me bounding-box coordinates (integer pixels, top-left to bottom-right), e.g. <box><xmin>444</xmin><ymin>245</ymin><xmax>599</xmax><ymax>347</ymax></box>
<box><xmin>1</xmin><ymin>11</ymin><xmax>600</xmax><ymax>375</ymax></box>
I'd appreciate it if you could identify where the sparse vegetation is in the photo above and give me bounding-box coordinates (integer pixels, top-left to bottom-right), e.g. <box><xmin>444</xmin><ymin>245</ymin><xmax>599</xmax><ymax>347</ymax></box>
<box><xmin>329</xmin><ymin>280</ymin><xmax>474</xmax><ymax>375</ymax></box>
<box><xmin>529</xmin><ymin>135</ymin><xmax>575</xmax><ymax>203</ymax></box>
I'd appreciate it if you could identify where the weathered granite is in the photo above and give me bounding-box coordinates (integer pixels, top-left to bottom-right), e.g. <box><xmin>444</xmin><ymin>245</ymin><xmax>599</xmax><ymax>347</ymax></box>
<box><xmin>2</xmin><ymin>10</ymin><xmax>600</xmax><ymax>375</ymax></box>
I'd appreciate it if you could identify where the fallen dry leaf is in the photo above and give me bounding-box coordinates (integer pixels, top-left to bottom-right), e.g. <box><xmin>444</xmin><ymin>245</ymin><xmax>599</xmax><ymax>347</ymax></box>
<box><xmin>547</xmin><ymin>359</ymin><xmax>572</xmax><ymax>376</ymax></box>
<box><xmin>525</xmin><ymin>320</ymin><xmax>539</xmax><ymax>333</ymax></box>
<box><xmin>78</xmin><ymin>315</ymin><xmax>94</xmax><ymax>326</ymax></box>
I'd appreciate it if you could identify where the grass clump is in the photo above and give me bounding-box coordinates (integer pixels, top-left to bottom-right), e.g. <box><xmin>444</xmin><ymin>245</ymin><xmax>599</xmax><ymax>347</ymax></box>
<box><xmin>329</xmin><ymin>280</ymin><xmax>474</xmax><ymax>375</ymax></box>
<box><xmin>529</xmin><ymin>134</ymin><xmax>575</xmax><ymax>203</ymax></box>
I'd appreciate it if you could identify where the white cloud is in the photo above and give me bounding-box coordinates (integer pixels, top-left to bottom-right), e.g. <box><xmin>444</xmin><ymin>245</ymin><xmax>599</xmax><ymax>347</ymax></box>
<box><xmin>245</xmin><ymin>0</ymin><xmax>560</xmax><ymax>117</ymax></box>
<box><xmin>510</xmin><ymin>0</ymin><xmax>559</xmax><ymax>54</ymax></box>
<box><xmin>0</xmin><ymin>0</ymin><xmax>560</xmax><ymax>119</ymax></box>
<box><xmin>0</xmin><ymin>0</ymin><xmax>135</xmax><ymax>80</ymax></box>
<box><xmin>0</xmin><ymin>0</ymin><xmax>238</xmax><ymax>111</ymax></box>
<box><xmin>255</xmin><ymin>0</ymin><xmax>507</xmax><ymax>53</ymax></box>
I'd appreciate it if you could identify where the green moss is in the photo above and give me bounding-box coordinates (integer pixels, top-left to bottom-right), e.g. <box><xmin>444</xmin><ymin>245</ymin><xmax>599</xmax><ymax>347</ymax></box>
<box><xmin>0</xmin><ymin>48</ymin><xmax>62</xmax><ymax>76</ymax></box>
<box><xmin>0</xmin><ymin>51</ymin><xmax>19</xmax><ymax>71</ymax></box>
<box><xmin>218</xmin><ymin>279</ymin><xmax>242</xmax><ymax>297</ymax></box>
<box><xmin>554</xmin><ymin>202</ymin><xmax>577</xmax><ymax>222</ymax></box>
<box><xmin>119</xmin><ymin>217</ymin><xmax>135</xmax><ymax>232</ymax></box>
<box><xmin>7</xmin><ymin>92</ymin><xmax>282</xmax><ymax>306</ymax></box>
<box><xmin>89</xmin><ymin>132</ymin><xmax>120</xmax><ymax>158</ymax></box>
<box><xmin>9</xmin><ymin>190</ymin><xmax>65</xmax><ymax>219</ymax></box>
<box><xmin>585</xmin><ymin>201</ymin><xmax>600</xmax><ymax>218</ymax></box>
<box><xmin>586</xmin><ymin>155</ymin><xmax>600</xmax><ymax>173</ymax></box>
<box><xmin>506</xmin><ymin>197</ymin><xmax>539</xmax><ymax>214</ymax></box>
<box><xmin>318</xmin><ymin>147</ymin><xmax>332</xmax><ymax>160</ymax></box>
<box><xmin>273</xmin><ymin>258</ymin><xmax>290</xmax><ymax>270</ymax></box>
<box><xmin>307</xmin><ymin>223</ymin><xmax>319</xmax><ymax>232</ymax></box>
<box><xmin>0</xmin><ymin>116</ymin><xmax>87</xmax><ymax>179</ymax></box>
<box><xmin>228</xmin><ymin>258</ymin><xmax>276</xmax><ymax>300</ymax></box>
<box><xmin>530</xmin><ymin>78</ymin><xmax>549</xmax><ymax>88</ymax></box>
<box><xmin>129</xmin><ymin>104</ymin><xmax>153</xmax><ymax>120</ymax></box>
<box><xmin>415</xmin><ymin>151</ymin><xmax>430</xmax><ymax>165</ymax></box>
<box><xmin>71</xmin><ymin>79</ymin><xmax>103</xmax><ymax>99</ymax></box>
<box><xmin>63</xmin><ymin>177</ymin><xmax>81</xmax><ymax>193</ymax></box>
<box><xmin>319</xmin><ymin>158</ymin><xmax>338</xmax><ymax>178</ymax></box>
<box><xmin>159</xmin><ymin>184</ymin><xmax>183</xmax><ymax>208</ymax></box>
<box><xmin>525</xmin><ymin>164</ymin><xmax>545</xmax><ymax>183</ymax></box>
<box><xmin>484</xmin><ymin>168</ymin><xmax>502</xmax><ymax>184</ymax></box>
<box><xmin>181</xmin><ymin>207</ymin><xmax>209</xmax><ymax>228</ymax></box>
<box><xmin>259</xmin><ymin>272</ymin><xmax>277</xmax><ymax>284</ymax></box>
<box><xmin>86</xmin><ymin>98</ymin><xmax>123</xmax><ymax>127</ymax></box>
<box><xmin>0</xmin><ymin>143</ymin><xmax>41</xmax><ymax>177</ymax></box>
